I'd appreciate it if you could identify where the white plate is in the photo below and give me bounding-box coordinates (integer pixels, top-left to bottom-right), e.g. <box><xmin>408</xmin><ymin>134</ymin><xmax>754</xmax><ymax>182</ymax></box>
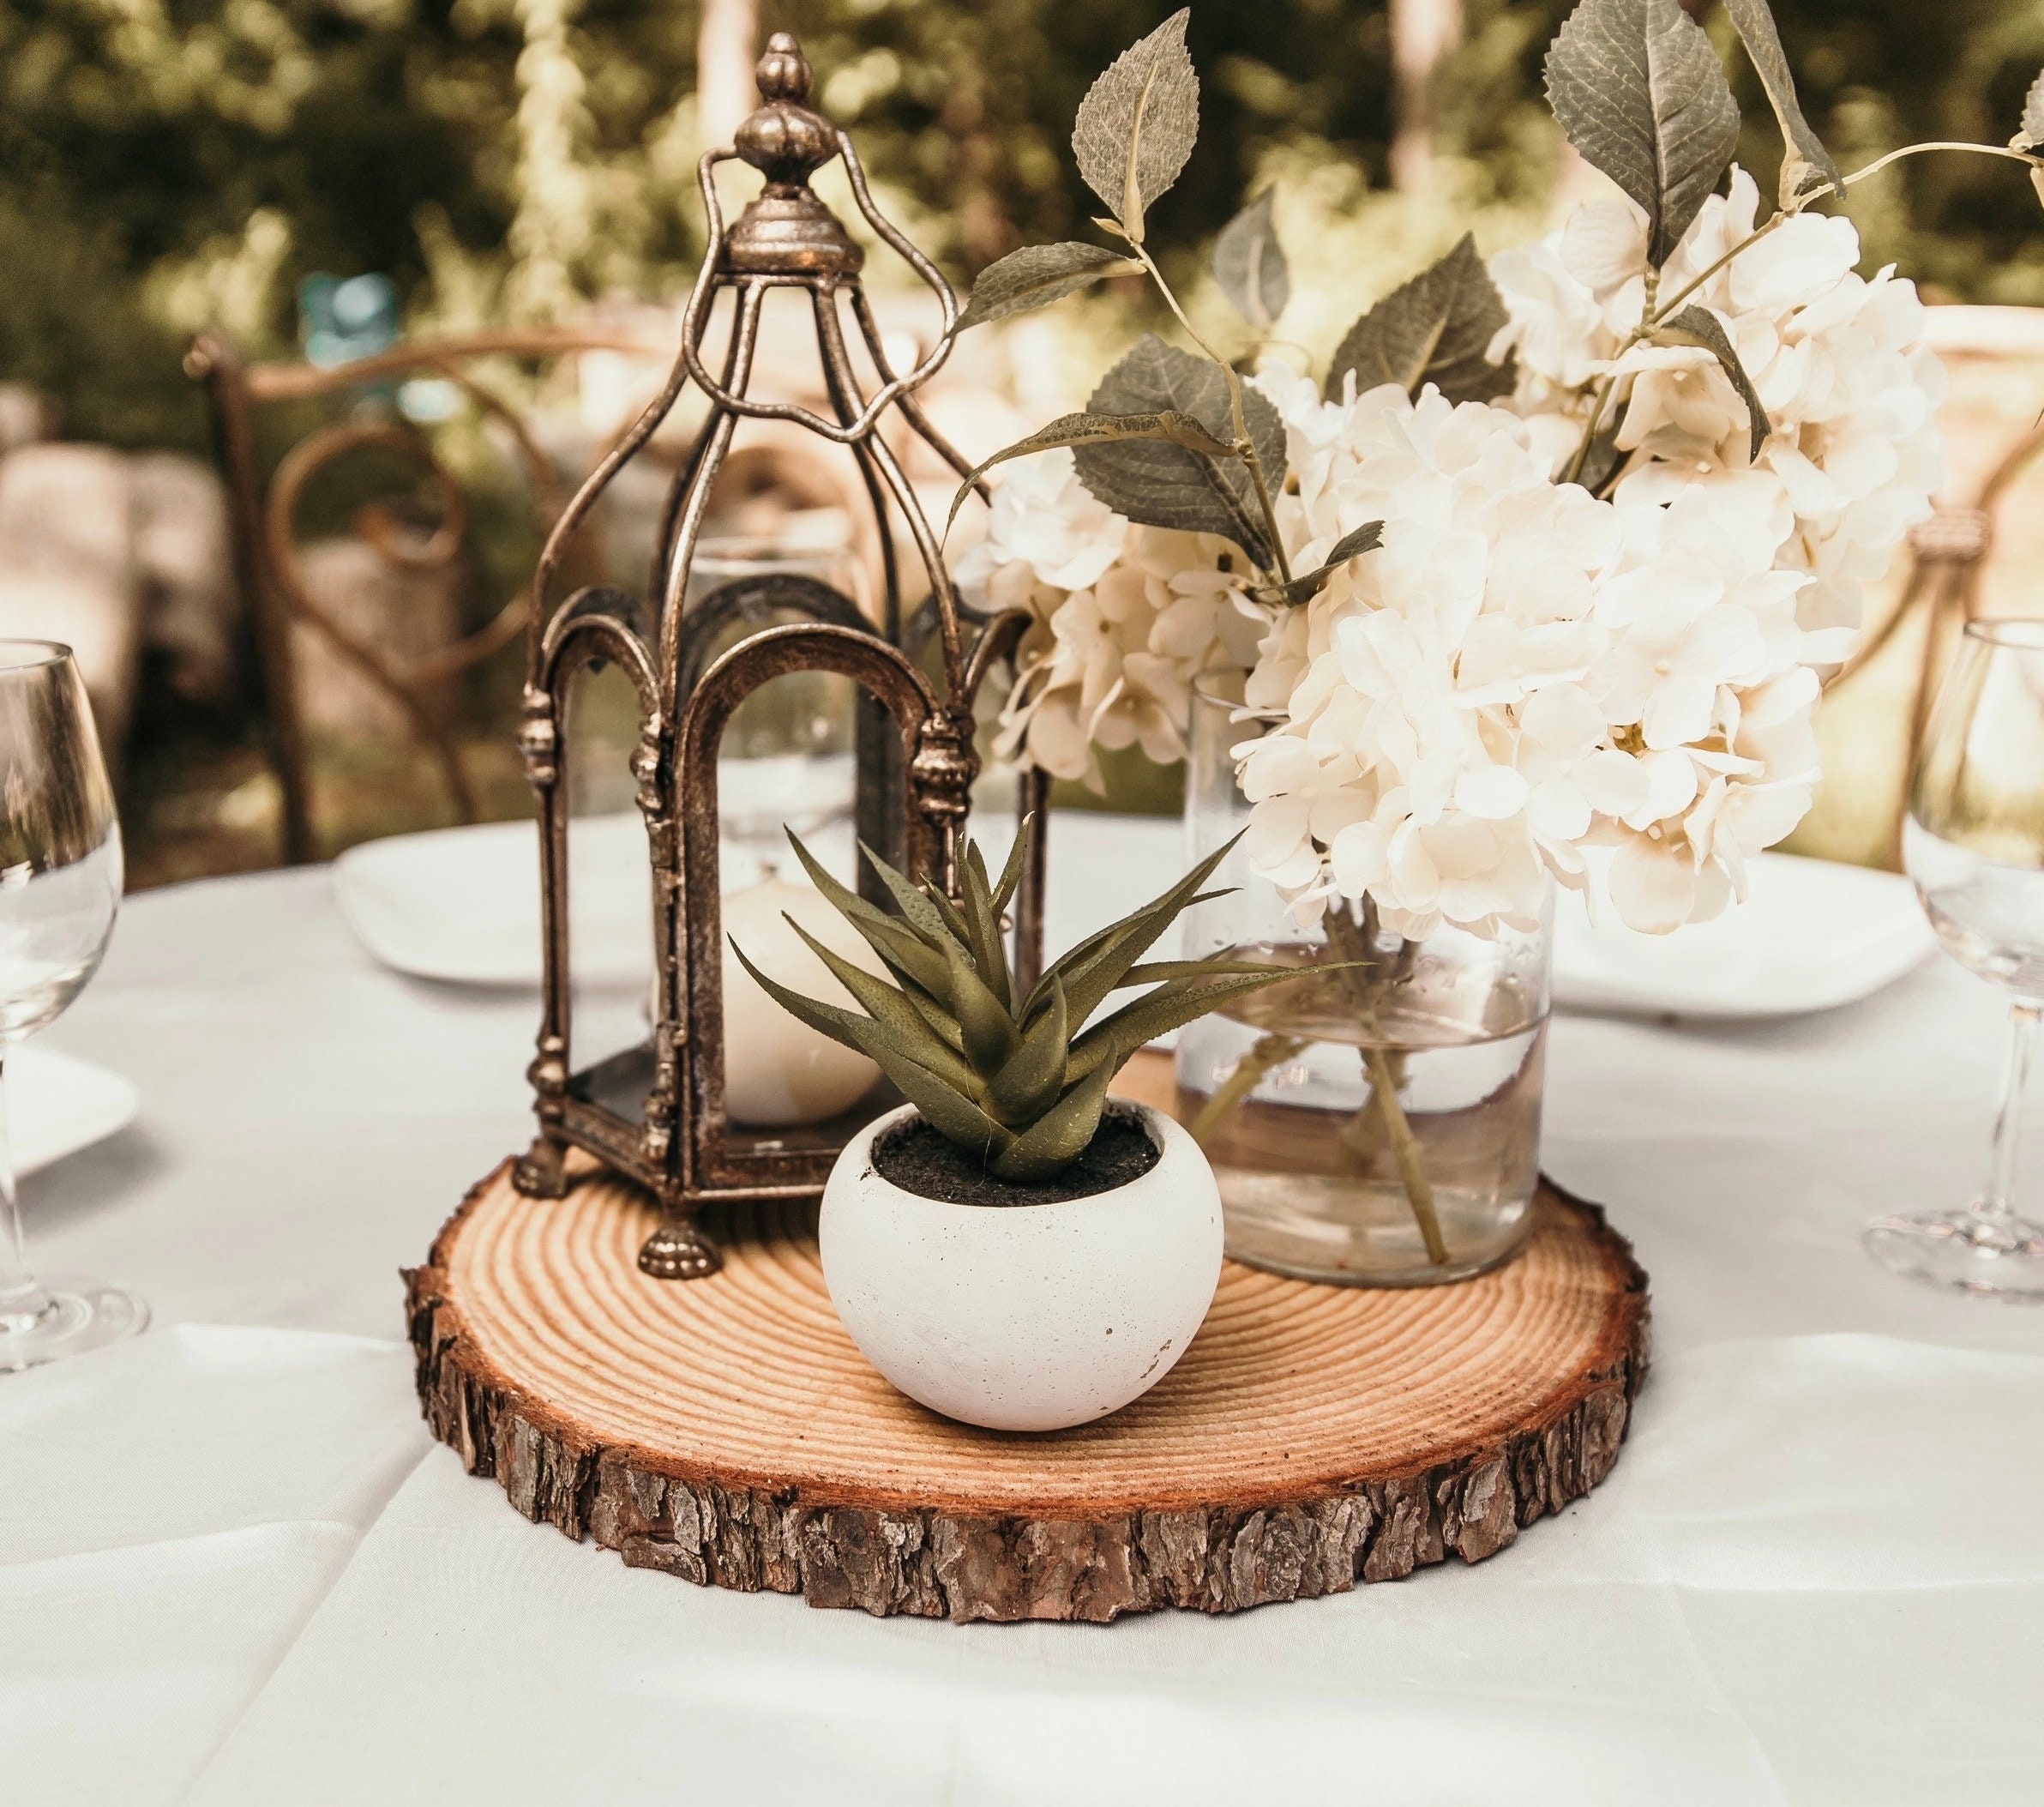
<box><xmin>333</xmin><ymin>812</ymin><xmax>845</xmax><ymax>989</ymax></box>
<box><xmin>340</xmin><ymin>801</ymin><xmax>1931</xmax><ymax>1024</ymax></box>
<box><xmin>7</xmin><ymin>1045</ymin><xmax>138</xmax><ymax>1178</ymax></box>
<box><xmin>1007</xmin><ymin>821</ymin><xmax>1932</xmax><ymax>1025</ymax></box>
<box><xmin>1553</xmin><ymin>852</ymin><xmax>1937</xmax><ymax>1019</ymax></box>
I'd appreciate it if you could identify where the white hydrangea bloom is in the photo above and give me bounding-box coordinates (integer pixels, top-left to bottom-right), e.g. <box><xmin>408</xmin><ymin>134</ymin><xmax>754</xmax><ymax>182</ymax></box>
<box><xmin>1489</xmin><ymin>166</ymin><xmax>1945</xmax><ymax>649</ymax></box>
<box><xmin>957</xmin><ymin>449</ymin><xmax>1261</xmax><ymax>788</ymax></box>
<box><xmin>975</xmin><ymin>160</ymin><xmax>1947</xmax><ymax>937</ymax></box>
<box><xmin>1232</xmin><ymin>382</ymin><xmax>1843</xmax><ymax>937</ymax></box>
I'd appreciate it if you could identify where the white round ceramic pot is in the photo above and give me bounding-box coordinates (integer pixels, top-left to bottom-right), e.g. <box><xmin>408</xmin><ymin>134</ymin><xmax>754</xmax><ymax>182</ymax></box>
<box><xmin>818</xmin><ymin>1100</ymin><xmax>1224</xmax><ymax>1432</ymax></box>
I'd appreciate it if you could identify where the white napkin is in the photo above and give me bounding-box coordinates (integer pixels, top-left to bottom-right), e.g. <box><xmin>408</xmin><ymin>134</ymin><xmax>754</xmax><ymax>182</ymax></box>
<box><xmin>1</xmin><ymin>1325</ymin><xmax>429</xmax><ymax>1807</ymax></box>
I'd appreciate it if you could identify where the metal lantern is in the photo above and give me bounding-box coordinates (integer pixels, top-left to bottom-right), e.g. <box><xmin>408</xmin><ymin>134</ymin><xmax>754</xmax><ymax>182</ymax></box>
<box><xmin>509</xmin><ymin>33</ymin><xmax>1048</xmax><ymax>1279</ymax></box>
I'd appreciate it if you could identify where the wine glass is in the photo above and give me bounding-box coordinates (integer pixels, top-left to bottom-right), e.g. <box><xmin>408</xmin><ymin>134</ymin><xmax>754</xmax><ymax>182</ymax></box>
<box><xmin>1867</xmin><ymin>617</ymin><xmax>2044</xmax><ymax>1298</ymax></box>
<box><xmin>0</xmin><ymin>641</ymin><xmax>143</xmax><ymax>1370</ymax></box>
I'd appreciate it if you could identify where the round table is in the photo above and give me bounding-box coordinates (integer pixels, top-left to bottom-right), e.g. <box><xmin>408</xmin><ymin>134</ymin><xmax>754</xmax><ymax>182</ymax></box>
<box><xmin>9</xmin><ymin>864</ymin><xmax>2044</xmax><ymax>1805</ymax></box>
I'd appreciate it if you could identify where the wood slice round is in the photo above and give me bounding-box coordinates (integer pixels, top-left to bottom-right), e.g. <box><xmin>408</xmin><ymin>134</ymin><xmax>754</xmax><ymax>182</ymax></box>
<box><xmin>407</xmin><ymin>1084</ymin><xmax>1649</xmax><ymax>1623</ymax></box>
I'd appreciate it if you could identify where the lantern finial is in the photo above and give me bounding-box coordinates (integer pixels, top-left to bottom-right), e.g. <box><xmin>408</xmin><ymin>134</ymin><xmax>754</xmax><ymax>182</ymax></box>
<box><xmin>725</xmin><ymin>31</ymin><xmax>860</xmax><ymax>274</ymax></box>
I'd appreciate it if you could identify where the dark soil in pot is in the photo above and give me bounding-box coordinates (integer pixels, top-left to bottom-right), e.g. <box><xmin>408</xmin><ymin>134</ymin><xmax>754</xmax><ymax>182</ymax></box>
<box><xmin>872</xmin><ymin>1105</ymin><xmax>1162</xmax><ymax>1207</ymax></box>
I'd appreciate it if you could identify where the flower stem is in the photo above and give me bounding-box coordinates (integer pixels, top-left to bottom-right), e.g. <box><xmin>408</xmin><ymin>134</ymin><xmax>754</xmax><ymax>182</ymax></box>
<box><xmin>1321</xmin><ymin>899</ymin><xmax>1451</xmax><ymax>1266</ymax></box>
<box><xmin>1362</xmin><ymin>1042</ymin><xmax>1449</xmax><ymax>1266</ymax></box>
<box><xmin>1132</xmin><ymin>244</ymin><xmax>1295</xmax><ymax>586</ymax></box>
<box><xmin>1188</xmin><ymin>1031</ymin><xmax>1307</xmax><ymax>1145</ymax></box>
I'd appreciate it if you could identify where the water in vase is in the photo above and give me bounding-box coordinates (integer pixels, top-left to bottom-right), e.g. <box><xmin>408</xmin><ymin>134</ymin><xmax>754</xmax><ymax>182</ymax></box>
<box><xmin>1175</xmin><ymin>940</ymin><xmax>1547</xmax><ymax>1286</ymax></box>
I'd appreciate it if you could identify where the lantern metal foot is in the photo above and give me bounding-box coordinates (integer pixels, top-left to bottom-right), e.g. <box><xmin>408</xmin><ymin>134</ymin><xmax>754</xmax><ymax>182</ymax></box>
<box><xmin>513</xmin><ymin>1135</ymin><xmax>569</xmax><ymax>1199</ymax></box>
<box><xmin>638</xmin><ymin>1219</ymin><xmax>723</xmax><ymax>1280</ymax></box>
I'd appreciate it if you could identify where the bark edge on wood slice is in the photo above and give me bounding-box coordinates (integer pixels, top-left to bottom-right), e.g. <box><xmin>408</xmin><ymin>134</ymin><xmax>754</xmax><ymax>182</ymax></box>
<box><xmin>406</xmin><ymin>1133</ymin><xmax>1649</xmax><ymax>1623</ymax></box>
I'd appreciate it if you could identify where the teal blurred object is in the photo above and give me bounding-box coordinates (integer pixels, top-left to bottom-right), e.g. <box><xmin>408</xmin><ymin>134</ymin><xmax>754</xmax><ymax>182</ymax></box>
<box><xmin>298</xmin><ymin>273</ymin><xmax>399</xmax><ymax>369</ymax></box>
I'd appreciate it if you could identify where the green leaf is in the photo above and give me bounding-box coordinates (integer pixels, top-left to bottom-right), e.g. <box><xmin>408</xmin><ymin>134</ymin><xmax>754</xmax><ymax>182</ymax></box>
<box><xmin>2014</xmin><ymin>68</ymin><xmax>2044</xmax><ymax>152</ymax></box>
<box><xmin>866</xmin><ymin>1045</ymin><xmax>1014</xmax><ymax>1163</ymax></box>
<box><xmin>1066</xmin><ymin>967</ymin><xmax>1307</xmax><ymax>1080</ymax></box>
<box><xmin>923</xmin><ymin>881</ymin><xmax>976</xmax><ymax>955</ymax></box>
<box><xmin>941</xmin><ymin>934</ymin><xmax>1019</xmax><ymax>1075</ymax></box>
<box><xmin>989</xmin><ymin>814</ymin><xmax>1037</xmax><ymax>916</ymax></box>
<box><xmin>778</xmin><ymin>916</ymin><xmax>985</xmax><ymax>1099</ymax></box>
<box><xmin>856</xmin><ymin>838</ymin><xmax>958</xmax><ymax>951</ymax></box>
<box><xmin>1543</xmin><ymin>0</ymin><xmax>1741</xmax><ymax>268</ymax></box>
<box><xmin>1117</xmin><ymin>959</ymin><xmax>1292</xmax><ymax>987</ymax></box>
<box><xmin>1572</xmin><ymin>420</ymin><xmax>1629</xmax><ymax>496</ymax></box>
<box><xmin>899</xmin><ymin>974</ymin><xmax>965</xmax><ymax>1053</ymax></box>
<box><xmin>726</xmin><ymin>937</ymin><xmax>875</xmax><ymax>1066</ymax></box>
<box><xmin>1248</xmin><ymin>521</ymin><xmax>1384</xmax><ymax>607</ymax></box>
<box><xmin>1211</xmin><ymin>188</ymin><xmax>1290</xmax><ymax>331</ymax></box>
<box><xmin>1046</xmin><ymin>834</ymin><xmax>1241</xmax><ymax>1027</ymax></box>
<box><xmin>1721</xmin><ymin>0</ymin><xmax>1843</xmax><ymax>208</ymax></box>
<box><xmin>959</xmin><ymin>843</ymin><xmax>1011</xmax><ymax>1011</ymax></box>
<box><xmin>1325</xmin><ymin>234</ymin><xmax>1515</xmax><ymax>407</ymax></box>
<box><xmin>989</xmin><ymin>1060</ymin><xmax>1115</xmax><ymax>1184</ymax></box>
<box><xmin>1073</xmin><ymin>334</ymin><xmax>1288</xmax><ymax>568</ymax></box>
<box><xmin>1655</xmin><ymin>305</ymin><xmax>1772</xmax><ymax>459</ymax></box>
<box><xmin>1072</xmin><ymin>8</ymin><xmax>1199</xmax><ymax>245</ymax></box>
<box><xmin>736</xmin><ymin>935</ymin><xmax>1009</xmax><ymax>1156</ymax></box>
<box><xmin>955</xmin><ymin>242</ymin><xmax>1142</xmax><ymax>333</ymax></box>
<box><xmin>944</xmin><ymin>407</ymin><xmax>1240</xmax><ymax>545</ymax></box>
<box><xmin>785</xmin><ymin>831</ymin><xmax>953</xmax><ymax>1001</ymax></box>
<box><xmin>987</xmin><ymin>976</ymin><xmax>1069</xmax><ymax>1127</ymax></box>
<box><xmin>1027</xmin><ymin>885</ymin><xmax>1235</xmax><ymax>1023</ymax></box>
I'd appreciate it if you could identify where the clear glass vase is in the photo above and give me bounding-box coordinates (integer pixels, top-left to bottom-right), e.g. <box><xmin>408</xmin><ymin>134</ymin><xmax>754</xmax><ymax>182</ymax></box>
<box><xmin>1175</xmin><ymin>683</ymin><xmax>1551</xmax><ymax>1286</ymax></box>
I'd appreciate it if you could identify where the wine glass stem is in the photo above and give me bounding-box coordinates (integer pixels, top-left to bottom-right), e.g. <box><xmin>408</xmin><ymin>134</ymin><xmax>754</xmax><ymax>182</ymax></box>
<box><xmin>0</xmin><ymin>1055</ymin><xmax>54</xmax><ymax>1334</ymax></box>
<box><xmin>1977</xmin><ymin>1001</ymin><xmax>2041</xmax><ymax>1221</ymax></box>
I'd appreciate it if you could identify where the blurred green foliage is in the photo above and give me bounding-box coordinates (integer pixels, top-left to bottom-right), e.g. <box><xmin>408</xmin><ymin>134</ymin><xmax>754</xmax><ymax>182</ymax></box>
<box><xmin>3</xmin><ymin>0</ymin><xmax>2044</xmax><ymax>455</ymax></box>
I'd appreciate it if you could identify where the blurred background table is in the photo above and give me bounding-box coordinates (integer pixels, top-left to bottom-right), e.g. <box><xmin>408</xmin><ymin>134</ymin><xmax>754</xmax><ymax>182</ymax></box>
<box><xmin>5</xmin><ymin>858</ymin><xmax>2043</xmax><ymax>1805</ymax></box>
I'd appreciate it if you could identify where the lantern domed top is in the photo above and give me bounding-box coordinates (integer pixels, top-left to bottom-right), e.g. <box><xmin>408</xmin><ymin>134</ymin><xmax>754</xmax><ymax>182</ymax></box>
<box><xmin>723</xmin><ymin>32</ymin><xmax>863</xmax><ymax>276</ymax></box>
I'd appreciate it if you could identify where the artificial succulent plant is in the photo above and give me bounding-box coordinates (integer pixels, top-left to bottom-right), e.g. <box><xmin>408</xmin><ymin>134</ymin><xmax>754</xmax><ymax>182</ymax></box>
<box><xmin>732</xmin><ymin>819</ymin><xmax>1297</xmax><ymax>1185</ymax></box>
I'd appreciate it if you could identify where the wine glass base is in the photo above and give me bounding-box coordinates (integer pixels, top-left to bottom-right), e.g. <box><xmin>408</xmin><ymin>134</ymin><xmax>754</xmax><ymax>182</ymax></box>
<box><xmin>1863</xmin><ymin>1209</ymin><xmax>2044</xmax><ymax>1301</ymax></box>
<box><xmin>0</xmin><ymin>1278</ymin><xmax>149</xmax><ymax>1372</ymax></box>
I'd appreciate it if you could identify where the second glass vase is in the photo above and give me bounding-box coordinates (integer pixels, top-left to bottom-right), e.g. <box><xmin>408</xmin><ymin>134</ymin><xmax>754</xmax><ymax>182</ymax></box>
<box><xmin>1175</xmin><ymin>683</ymin><xmax>1551</xmax><ymax>1286</ymax></box>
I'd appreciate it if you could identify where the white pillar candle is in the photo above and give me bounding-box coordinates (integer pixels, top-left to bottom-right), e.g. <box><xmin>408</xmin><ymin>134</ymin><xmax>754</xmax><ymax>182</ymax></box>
<box><xmin>721</xmin><ymin>878</ymin><xmax>887</xmax><ymax>1127</ymax></box>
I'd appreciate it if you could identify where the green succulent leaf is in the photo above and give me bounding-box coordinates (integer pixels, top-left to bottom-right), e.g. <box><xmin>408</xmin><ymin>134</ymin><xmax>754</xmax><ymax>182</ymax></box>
<box><xmin>959</xmin><ymin>844</ymin><xmax>1011</xmax><ymax>1011</ymax></box>
<box><xmin>1116</xmin><ymin>958</ymin><xmax>1295</xmax><ymax>987</ymax></box>
<box><xmin>753</xmin><ymin>824</ymin><xmax>1303</xmax><ymax>1186</ymax></box>
<box><xmin>1047</xmin><ymin>834</ymin><xmax>1243</xmax><ymax>1027</ymax></box>
<box><xmin>1072</xmin><ymin>7</ymin><xmax>1199</xmax><ymax>245</ymax></box>
<box><xmin>1721</xmin><ymin>0</ymin><xmax>1843</xmax><ymax>208</ymax></box>
<box><xmin>1325</xmin><ymin>235</ymin><xmax>1514</xmax><ymax>406</ymax></box>
<box><xmin>785</xmin><ymin>832</ymin><xmax>955</xmax><ymax>1002</ymax></box>
<box><xmin>1211</xmin><ymin>187</ymin><xmax>1290</xmax><ymax>331</ymax></box>
<box><xmin>1028</xmin><ymin>885</ymin><xmax>1235</xmax><ymax>1023</ymax></box>
<box><xmin>989</xmin><ymin>815</ymin><xmax>1036</xmax><ymax>916</ymax></box>
<box><xmin>1073</xmin><ymin>334</ymin><xmax>1288</xmax><ymax>569</ymax></box>
<box><xmin>726</xmin><ymin>936</ymin><xmax>874</xmax><ymax>1064</ymax></box>
<box><xmin>871</xmin><ymin>1048</ymin><xmax>1014</xmax><ymax>1163</ymax></box>
<box><xmin>778</xmin><ymin>917</ymin><xmax>984</xmax><ymax>1099</ymax></box>
<box><xmin>856</xmin><ymin>838</ymin><xmax>958</xmax><ymax>950</ymax></box>
<box><xmin>955</xmin><ymin>242</ymin><xmax>1142</xmax><ymax>334</ymax></box>
<box><xmin>990</xmin><ymin>1060</ymin><xmax>1115</xmax><ymax>1184</ymax></box>
<box><xmin>900</xmin><ymin>981</ymin><xmax>965</xmax><ymax>1051</ymax></box>
<box><xmin>988</xmin><ymin>976</ymin><xmax>1069</xmax><ymax>1128</ymax></box>
<box><xmin>1066</xmin><ymin>967</ymin><xmax>1309</xmax><ymax>1081</ymax></box>
<box><xmin>1653</xmin><ymin>305</ymin><xmax>1772</xmax><ymax>459</ymax></box>
<box><xmin>1544</xmin><ymin>0</ymin><xmax>1741</xmax><ymax>268</ymax></box>
<box><xmin>923</xmin><ymin>881</ymin><xmax>976</xmax><ymax>955</ymax></box>
<box><xmin>941</xmin><ymin>934</ymin><xmax>1019</xmax><ymax>1074</ymax></box>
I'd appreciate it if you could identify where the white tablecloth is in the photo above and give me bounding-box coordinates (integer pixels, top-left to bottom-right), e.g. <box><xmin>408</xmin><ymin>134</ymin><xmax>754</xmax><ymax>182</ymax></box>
<box><xmin>6</xmin><ymin>864</ymin><xmax>2043</xmax><ymax>1805</ymax></box>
